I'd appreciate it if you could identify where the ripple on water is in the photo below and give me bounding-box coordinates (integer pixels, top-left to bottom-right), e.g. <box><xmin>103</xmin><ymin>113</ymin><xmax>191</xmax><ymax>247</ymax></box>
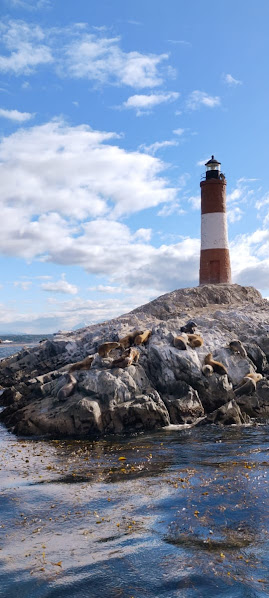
<box><xmin>0</xmin><ymin>425</ymin><xmax>268</xmax><ymax>598</ymax></box>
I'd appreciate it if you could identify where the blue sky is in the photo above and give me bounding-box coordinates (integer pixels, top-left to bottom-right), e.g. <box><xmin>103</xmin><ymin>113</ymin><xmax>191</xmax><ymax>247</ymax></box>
<box><xmin>0</xmin><ymin>0</ymin><xmax>269</xmax><ymax>333</ymax></box>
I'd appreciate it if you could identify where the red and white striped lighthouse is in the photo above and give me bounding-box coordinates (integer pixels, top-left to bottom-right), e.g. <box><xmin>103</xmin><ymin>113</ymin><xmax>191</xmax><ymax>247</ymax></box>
<box><xmin>199</xmin><ymin>155</ymin><xmax>232</xmax><ymax>285</ymax></box>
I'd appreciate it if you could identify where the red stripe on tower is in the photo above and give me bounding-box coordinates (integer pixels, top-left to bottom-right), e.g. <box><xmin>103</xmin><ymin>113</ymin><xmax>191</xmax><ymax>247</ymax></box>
<box><xmin>199</xmin><ymin>156</ymin><xmax>232</xmax><ymax>285</ymax></box>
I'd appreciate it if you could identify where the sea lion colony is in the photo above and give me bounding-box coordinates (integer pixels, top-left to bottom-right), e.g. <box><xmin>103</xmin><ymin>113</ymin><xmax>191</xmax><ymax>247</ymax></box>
<box><xmin>57</xmin><ymin>321</ymin><xmax>262</xmax><ymax>401</ymax></box>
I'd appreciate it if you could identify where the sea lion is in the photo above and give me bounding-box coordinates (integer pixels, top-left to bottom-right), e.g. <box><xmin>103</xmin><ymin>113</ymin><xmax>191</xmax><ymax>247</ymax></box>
<box><xmin>180</xmin><ymin>321</ymin><xmax>197</xmax><ymax>334</ymax></box>
<box><xmin>234</xmin><ymin>377</ymin><xmax>256</xmax><ymax>397</ymax></box>
<box><xmin>202</xmin><ymin>364</ymin><xmax>214</xmax><ymax>377</ymax></box>
<box><xmin>229</xmin><ymin>340</ymin><xmax>247</xmax><ymax>358</ymax></box>
<box><xmin>187</xmin><ymin>334</ymin><xmax>204</xmax><ymax>348</ymax></box>
<box><xmin>134</xmin><ymin>330</ymin><xmax>152</xmax><ymax>346</ymax></box>
<box><xmin>119</xmin><ymin>330</ymin><xmax>143</xmax><ymax>349</ymax></box>
<box><xmin>245</xmin><ymin>372</ymin><xmax>263</xmax><ymax>383</ymax></box>
<box><xmin>57</xmin><ymin>373</ymin><xmax>77</xmax><ymax>401</ymax></box>
<box><xmin>98</xmin><ymin>342</ymin><xmax>121</xmax><ymax>358</ymax></box>
<box><xmin>173</xmin><ymin>333</ymin><xmax>188</xmax><ymax>350</ymax></box>
<box><xmin>204</xmin><ymin>353</ymin><xmax>228</xmax><ymax>376</ymax></box>
<box><xmin>111</xmin><ymin>347</ymin><xmax>140</xmax><ymax>368</ymax></box>
<box><xmin>69</xmin><ymin>355</ymin><xmax>94</xmax><ymax>373</ymax></box>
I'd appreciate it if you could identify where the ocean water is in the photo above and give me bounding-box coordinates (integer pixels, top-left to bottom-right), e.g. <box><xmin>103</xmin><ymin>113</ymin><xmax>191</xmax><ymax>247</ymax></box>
<box><xmin>0</xmin><ymin>335</ymin><xmax>52</xmax><ymax>361</ymax></box>
<box><xmin>0</xmin><ymin>347</ymin><xmax>268</xmax><ymax>598</ymax></box>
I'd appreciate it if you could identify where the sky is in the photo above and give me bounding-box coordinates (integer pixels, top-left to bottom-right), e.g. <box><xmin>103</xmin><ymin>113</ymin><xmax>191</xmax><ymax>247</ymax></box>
<box><xmin>0</xmin><ymin>0</ymin><xmax>269</xmax><ymax>333</ymax></box>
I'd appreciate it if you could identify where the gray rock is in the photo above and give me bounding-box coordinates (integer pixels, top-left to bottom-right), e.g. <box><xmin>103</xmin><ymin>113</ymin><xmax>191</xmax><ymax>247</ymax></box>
<box><xmin>163</xmin><ymin>382</ymin><xmax>204</xmax><ymax>424</ymax></box>
<box><xmin>0</xmin><ymin>283</ymin><xmax>268</xmax><ymax>437</ymax></box>
<box><xmin>201</xmin><ymin>400</ymin><xmax>249</xmax><ymax>426</ymax></box>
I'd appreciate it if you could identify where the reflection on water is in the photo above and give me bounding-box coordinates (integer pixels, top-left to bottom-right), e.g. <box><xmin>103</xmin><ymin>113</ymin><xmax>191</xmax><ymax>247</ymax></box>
<box><xmin>0</xmin><ymin>423</ymin><xmax>268</xmax><ymax>598</ymax></box>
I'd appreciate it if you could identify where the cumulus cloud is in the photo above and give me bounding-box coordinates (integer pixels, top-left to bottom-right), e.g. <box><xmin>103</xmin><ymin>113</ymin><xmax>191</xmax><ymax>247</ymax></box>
<box><xmin>187</xmin><ymin>90</ymin><xmax>221</xmax><ymax>110</ymax></box>
<box><xmin>41</xmin><ymin>274</ymin><xmax>78</xmax><ymax>295</ymax></box>
<box><xmin>230</xmin><ymin>229</ymin><xmax>269</xmax><ymax>289</ymax></box>
<box><xmin>223</xmin><ymin>73</ymin><xmax>242</xmax><ymax>86</ymax></box>
<box><xmin>63</xmin><ymin>33</ymin><xmax>170</xmax><ymax>88</ymax></box>
<box><xmin>122</xmin><ymin>91</ymin><xmax>179</xmax><ymax>114</ymax></box>
<box><xmin>0</xmin><ymin>119</ymin><xmax>176</xmax><ymax>236</ymax></box>
<box><xmin>0</xmin><ymin>107</ymin><xmax>34</xmax><ymax>121</ymax></box>
<box><xmin>0</xmin><ymin>21</ymin><xmax>173</xmax><ymax>89</ymax></box>
<box><xmin>0</xmin><ymin>20</ymin><xmax>53</xmax><ymax>75</ymax></box>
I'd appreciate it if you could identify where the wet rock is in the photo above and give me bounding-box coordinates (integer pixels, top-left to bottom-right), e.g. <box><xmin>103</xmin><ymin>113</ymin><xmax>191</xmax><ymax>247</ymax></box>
<box><xmin>163</xmin><ymin>382</ymin><xmax>204</xmax><ymax>424</ymax></box>
<box><xmin>201</xmin><ymin>400</ymin><xmax>249</xmax><ymax>426</ymax></box>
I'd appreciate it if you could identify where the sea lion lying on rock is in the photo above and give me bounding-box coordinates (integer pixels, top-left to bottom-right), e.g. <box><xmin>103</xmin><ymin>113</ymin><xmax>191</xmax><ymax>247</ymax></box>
<box><xmin>234</xmin><ymin>377</ymin><xmax>256</xmax><ymax>397</ymax></box>
<box><xmin>187</xmin><ymin>334</ymin><xmax>203</xmax><ymax>348</ymax></box>
<box><xmin>229</xmin><ymin>339</ymin><xmax>247</xmax><ymax>358</ymax></box>
<box><xmin>69</xmin><ymin>355</ymin><xmax>94</xmax><ymax>373</ymax></box>
<box><xmin>202</xmin><ymin>364</ymin><xmax>214</xmax><ymax>377</ymax></box>
<box><xmin>119</xmin><ymin>330</ymin><xmax>143</xmax><ymax>349</ymax></box>
<box><xmin>173</xmin><ymin>333</ymin><xmax>188</xmax><ymax>350</ymax></box>
<box><xmin>245</xmin><ymin>372</ymin><xmax>263</xmax><ymax>383</ymax></box>
<box><xmin>57</xmin><ymin>373</ymin><xmax>77</xmax><ymax>401</ymax></box>
<box><xmin>204</xmin><ymin>353</ymin><xmax>228</xmax><ymax>376</ymax></box>
<box><xmin>111</xmin><ymin>347</ymin><xmax>140</xmax><ymax>368</ymax></box>
<box><xmin>134</xmin><ymin>330</ymin><xmax>152</xmax><ymax>346</ymax></box>
<box><xmin>98</xmin><ymin>342</ymin><xmax>121</xmax><ymax>357</ymax></box>
<box><xmin>180</xmin><ymin>321</ymin><xmax>197</xmax><ymax>334</ymax></box>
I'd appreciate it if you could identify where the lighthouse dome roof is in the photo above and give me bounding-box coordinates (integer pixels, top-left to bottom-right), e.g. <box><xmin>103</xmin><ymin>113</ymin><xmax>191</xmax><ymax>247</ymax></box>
<box><xmin>205</xmin><ymin>155</ymin><xmax>221</xmax><ymax>166</ymax></box>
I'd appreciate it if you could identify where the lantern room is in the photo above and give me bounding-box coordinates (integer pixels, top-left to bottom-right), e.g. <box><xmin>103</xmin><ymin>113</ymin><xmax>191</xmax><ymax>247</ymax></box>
<box><xmin>205</xmin><ymin>155</ymin><xmax>221</xmax><ymax>180</ymax></box>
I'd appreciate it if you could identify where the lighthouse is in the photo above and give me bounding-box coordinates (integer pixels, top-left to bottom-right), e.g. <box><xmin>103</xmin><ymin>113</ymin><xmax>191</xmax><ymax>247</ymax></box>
<box><xmin>199</xmin><ymin>155</ymin><xmax>232</xmax><ymax>285</ymax></box>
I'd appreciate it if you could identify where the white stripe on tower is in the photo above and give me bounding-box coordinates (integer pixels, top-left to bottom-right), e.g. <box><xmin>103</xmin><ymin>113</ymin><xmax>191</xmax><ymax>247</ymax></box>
<box><xmin>201</xmin><ymin>212</ymin><xmax>229</xmax><ymax>250</ymax></box>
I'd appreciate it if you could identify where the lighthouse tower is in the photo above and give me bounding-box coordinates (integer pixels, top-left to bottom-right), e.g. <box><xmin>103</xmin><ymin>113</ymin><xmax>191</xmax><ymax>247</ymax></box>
<box><xmin>199</xmin><ymin>156</ymin><xmax>232</xmax><ymax>285</ymax></box>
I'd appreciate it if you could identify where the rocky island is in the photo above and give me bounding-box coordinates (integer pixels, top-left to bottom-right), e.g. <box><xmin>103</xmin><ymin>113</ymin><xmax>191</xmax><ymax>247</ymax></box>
<box><xmin>0</xmin><ymin>284</ymin><xmax>269</xmax><ymax>437</ymax></box>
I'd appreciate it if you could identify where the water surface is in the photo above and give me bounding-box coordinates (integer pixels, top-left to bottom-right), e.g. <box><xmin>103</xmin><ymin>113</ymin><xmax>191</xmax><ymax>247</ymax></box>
<box><xmin>0</xmin><ymin>422</ymin><xmax>268</xmax><ymax>598</ymax></box>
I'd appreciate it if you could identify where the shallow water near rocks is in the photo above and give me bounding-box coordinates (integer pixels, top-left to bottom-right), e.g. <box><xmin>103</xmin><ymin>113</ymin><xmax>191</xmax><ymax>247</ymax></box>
<box><xmin>0</xmin><ymin>423</ymin><xmax>268</xmax><ymax>598</ymax></box>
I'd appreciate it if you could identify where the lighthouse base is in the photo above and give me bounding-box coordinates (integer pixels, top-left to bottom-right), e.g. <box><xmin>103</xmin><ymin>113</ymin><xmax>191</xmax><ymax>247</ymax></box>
<box><xmin>199</xmin><ymin>248</ymin><xmax>231</xmax><ymax>285</ymax></box>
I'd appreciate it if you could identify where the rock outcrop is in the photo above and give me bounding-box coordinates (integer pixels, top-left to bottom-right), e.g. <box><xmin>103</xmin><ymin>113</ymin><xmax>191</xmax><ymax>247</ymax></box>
<box><xmin>0</xmin><ymin>284</ymin><xmax>268</xmax><ymax>437</ymax></box>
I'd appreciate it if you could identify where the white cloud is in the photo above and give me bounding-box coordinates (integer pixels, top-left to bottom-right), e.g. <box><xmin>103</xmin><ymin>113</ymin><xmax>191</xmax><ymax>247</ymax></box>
<box><xmin>88</xmin><ymin>285</ymin><xmax>123</xmax><ymax>294</ymax></box>
<box><xmin>0</xmin><ymin>22</ymin><xmax>173</xmax><ymax>89</ymax></box>
<box><xmin>256</xmin><ymin>192</ymin><xmax>269</xmax><ymax>211</ymax></box>
<box><xmin>41</xmin><ymin>274</ymin><xmax>78</xmax><ymax>295</ymax></box>
<box><xmin>7</xmin><ymin>0</ymin><xmax>51</xmax><ymax>9</ymax></box>
<box><xmin>227</xmin><ymin>188</ymin><xmax>243</xmax><ymax>202</ymax></box>
<box><xmin>158</xmin><ymin>202</ymin><xmax>185</xmax><ymax>217</ymax></box>
<box><xmin>223</xmin><ymin>73</ymin><xmax>242</xmax><ymax>86</ymax></box>
<box><xmin>197</xmin><ymin>158</ymin><xmax>209</xmax><ymax>167</ymax></box>
<box><xmin>167</xmin><ymin>40</ymin><xmax>191</xmax><ymax>47</ymax></box>
<box><xmin>133</xmin><ymin>228</ymin><xmax>152</xmax><ymax>241</ymax></box>
<box><xmin>139</xmin><ymin>139</ymin><xmax>178</xmax><ymax>155</ymax></box>
<box><xmin>227</xmin><ymin>206</ymin><xmax>243</xmax><ymax>223</ymax></box>
<box><xmin>0</xmin><ymin>20</ymin><xmax>53</xmax><ymax>75</ymax></box>
<box><xmin>0</xmin><ymin>107</ymin><xmax>34</xmax><ymax>121</ymax></box>
<box><xmin>63</xmin><ymin>33</ymin><xmax>170</xmax><ymax>88</ymax></box>
<box><xmin>122</xmin><ymin>91</ymin><xmax>179</xmax><ymax>114</ymax></box>
<box><xmin>173</xmin><ymin>127</ymin><xmax>184</xmax><ymax>136</ymax></box>
<box><xmin>188</xmin><ymin>195</ymin><xmax>200</xmax><ymax>210</ymax></box>
<box><xmin>187</xmin><ymin>90</ymin><xmax>221</xmax><ymax>110</ymax></box>
<box><xmin>0</xmin><ymin>120</ymin><xmax>176</xmax><ymax>237</ymax></box>
<box><xmin>14</xmin><ymin>280</ymin><xmax>32</xmax><ymax>290</ymax></box>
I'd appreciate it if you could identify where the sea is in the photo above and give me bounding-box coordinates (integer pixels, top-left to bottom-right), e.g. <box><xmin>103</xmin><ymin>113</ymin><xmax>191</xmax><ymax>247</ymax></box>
<box><xmin>0</xmin><ymin>342</ymin><xmax>268</xmax><ymax>598</ymax></box>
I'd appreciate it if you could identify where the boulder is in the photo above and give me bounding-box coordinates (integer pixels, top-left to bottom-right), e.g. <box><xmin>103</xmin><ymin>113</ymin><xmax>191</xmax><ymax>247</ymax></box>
<box><xmin>162</xmin><ymin>381</ymin><xmax>204</xmax><ymax>424</ymax></box>
<box><xmin>201</xmin><ymin>400</ymin><xmax>249</xmax><ymax>426</ymax></box>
